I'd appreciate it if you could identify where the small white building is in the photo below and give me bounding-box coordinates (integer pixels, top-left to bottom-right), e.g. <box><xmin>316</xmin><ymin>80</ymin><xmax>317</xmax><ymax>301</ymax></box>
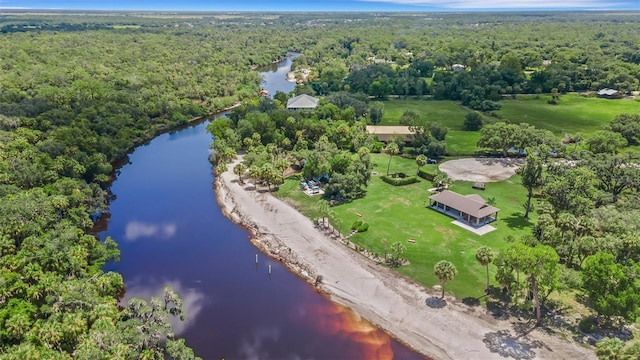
<box><xmin>286</xmin><ymin>94</ymin><xmax>319</xmax><ymax>110</ymax></box>
<box><xmin>452</xmin><ymin>64</ymin><xmax>466</xmax><ymax>71</ymax></box>
<box><xmin>597</xmin><ymin>88</ymin><xmax>623</xmax><ymax>99</ymax></box>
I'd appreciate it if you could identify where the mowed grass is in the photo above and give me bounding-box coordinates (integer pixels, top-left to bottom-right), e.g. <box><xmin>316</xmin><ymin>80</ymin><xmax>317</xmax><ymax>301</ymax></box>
<box><xmin>275</xmin><ymin>154</ymin><xmax>533</xmax><ymax>300</ymax></box>
<box><xmin>378</xmin><ymin>99</ymin><xmax>482</xmax><ymax>155</ymax></box>
<box><xmin>379</xmin><ymin>98</ymin><xmax>469</xmax><ymax>129</ymax></box>
<box><xmin>497</xmin><ymin>94</ymin><xmax>640</xmax><ymax>136</ymax></box>
<box><xmin>275</xmin><ymin>95</ymin><xmax>635</xmax><ymax>299</ymax></box>
<box><xmin>376</xmin><ymin>95</ymin><xmax>639</xmax><ymax>155</ymax></box>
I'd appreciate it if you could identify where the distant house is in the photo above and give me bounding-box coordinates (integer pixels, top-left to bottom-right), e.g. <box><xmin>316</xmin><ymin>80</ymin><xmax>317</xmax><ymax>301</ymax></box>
<box><xmin>429</xmin><ymin>190</ymin><xmax>499</xmax><ymax>226</ymax></box>
<box><xmin>452</xmin><ymin>64</ymin><xmax>466</xmax><ymax>71</ymax></box>
<box><xmin>597</xmin><ymin>88</ymin><xmax>623</xmax><ymax>99</ymax></box>
<box><xmin>365</xmin><ymin>125</ymin><xmax>414</xmax><ymax>144</ymax></box>
<box><xmin>286</xmin><ymin>94</ymin><xmax>319</xmax><ymax>110</ymax></box>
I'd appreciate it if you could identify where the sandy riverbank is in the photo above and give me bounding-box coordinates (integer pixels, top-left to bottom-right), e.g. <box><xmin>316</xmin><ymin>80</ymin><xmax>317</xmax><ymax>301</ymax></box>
<box><xmin>215</xmin><ymin>156</ymin><xmax>595</xmax><ymax>360</ymax></box>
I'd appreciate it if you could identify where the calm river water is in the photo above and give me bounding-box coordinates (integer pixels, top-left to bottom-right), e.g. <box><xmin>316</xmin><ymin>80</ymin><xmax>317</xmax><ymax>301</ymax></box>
<box><xmin>100</xmin><ymin>55</ymin><xmax>424</xmax><ymax>359</ymax></box>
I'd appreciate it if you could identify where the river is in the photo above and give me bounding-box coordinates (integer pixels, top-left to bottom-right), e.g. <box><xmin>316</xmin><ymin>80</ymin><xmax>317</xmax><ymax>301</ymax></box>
<box><xmin>100</xmin><ymin>55</ymin><xmax>424</xmax><ymax>359</ymax></box>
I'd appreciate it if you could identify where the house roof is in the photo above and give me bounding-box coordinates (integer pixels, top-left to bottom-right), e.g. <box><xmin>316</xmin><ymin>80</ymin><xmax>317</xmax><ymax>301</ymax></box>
<box><xmin>366</xmin><ymin>125</ymin><xmax>414</xmax><ymax>142</ymax></box>
<box><xmin>286</xmin><ymin>94</ymin><xmax>319</xmax><ymax>109</ymax></box>
<box><xmin>597</xmin><ymin>88</ymin><xmax>619</xmax><ymax>96</ymax></box>
<box><xmin>429</xmin><ymin>190</ymin><xmax>499</xmax><ymax>218</ymax></box>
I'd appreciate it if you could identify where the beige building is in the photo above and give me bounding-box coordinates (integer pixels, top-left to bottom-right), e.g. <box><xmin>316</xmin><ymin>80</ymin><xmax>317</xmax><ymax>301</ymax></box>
<box><xmin>365</xmin><ymin>125</ymin><xmax>414</xmax><ymax>143</ymax></box>
<box><xmin>429</xmin><ymin>190</ymin><xmax>499</xmax><ymax>226</ymax></box>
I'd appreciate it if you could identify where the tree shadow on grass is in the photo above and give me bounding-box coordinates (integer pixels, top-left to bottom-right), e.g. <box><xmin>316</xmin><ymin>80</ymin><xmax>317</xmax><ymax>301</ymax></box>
<box><xmin>502</xmin><ymin>212</ymin><xmax>534</xmax><ymax>230</ymax></box>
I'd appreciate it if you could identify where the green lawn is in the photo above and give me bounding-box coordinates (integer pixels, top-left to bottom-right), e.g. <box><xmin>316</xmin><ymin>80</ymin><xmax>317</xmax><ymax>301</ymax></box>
<box><xmin>497</xmin><ymin>94</ymin><xmax>640</xmax><ymax>136</ymax></box>
<box><xmin>378</xmin><ymin>98</ymin><xmax>470</xmax><ymax>129</ymax></box>
<box><xmin>275</xmin><ymin>95</ymin><xmax>636</xmax><ymax>299</ymax></box>
<box><xmin>375</xmin><ymin>95</ymin><xmax>639</xmax><ymax>156</ymax></box>
<box><xmin>377</xmin><ymin>98</ymin><xmax>482</xmax><ymax>155</ymax></box>
<box><xmin>275</xmin><ymin>153</ymin><xmax>534</xmax><ymax>300</ymax></box>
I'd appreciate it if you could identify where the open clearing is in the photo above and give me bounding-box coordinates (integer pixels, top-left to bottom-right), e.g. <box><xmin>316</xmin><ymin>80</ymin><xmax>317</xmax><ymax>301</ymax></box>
<box><xmin>439</xmin><ymin>158</ymin><xmax>524</xmax><ymax>182</ymax></box>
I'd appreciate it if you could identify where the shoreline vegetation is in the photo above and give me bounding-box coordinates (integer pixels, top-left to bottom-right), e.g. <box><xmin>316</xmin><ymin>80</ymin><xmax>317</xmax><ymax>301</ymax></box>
<box><xmin>215</xmin><ymin>155</ymin><xmax>596</xmax><ymax>360</ymax></box>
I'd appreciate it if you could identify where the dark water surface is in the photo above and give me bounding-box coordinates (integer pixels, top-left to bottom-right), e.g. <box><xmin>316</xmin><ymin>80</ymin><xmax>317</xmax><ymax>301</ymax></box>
<box><xmin>100</xmin><ymin>57</ymin><xmax>425</xmax><ymax>360</ymax></box>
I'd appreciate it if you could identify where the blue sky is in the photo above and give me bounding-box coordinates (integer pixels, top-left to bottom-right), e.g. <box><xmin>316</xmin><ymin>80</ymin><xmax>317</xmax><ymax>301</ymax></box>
<box><xmin>1</xmin><ymin>0</ymin><xmax>638</xmax><ymax>11</ymax></box>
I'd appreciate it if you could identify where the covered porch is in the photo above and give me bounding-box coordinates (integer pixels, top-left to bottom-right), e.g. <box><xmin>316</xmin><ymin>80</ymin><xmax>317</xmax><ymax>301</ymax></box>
<box><xmin>430</xmin><ymin>200</ymin><xmax>497</xmax><ymax>227</ymax></box>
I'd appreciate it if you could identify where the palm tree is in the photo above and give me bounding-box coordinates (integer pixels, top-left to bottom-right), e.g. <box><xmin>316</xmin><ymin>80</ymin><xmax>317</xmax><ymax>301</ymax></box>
<box><xmin>434</xmin><ymin>260</ymin><xmax>457</xmax><ymax>299</ymax></box>
<box><xmin>416</xmin><ymin>154</ymin><xmax>427</xmax><ymax>175</ymax></box>
<box><xmin>475</xmin><ymin>246</ymin><xmax>494</xmax><ymax>291</ymax></box>
<box><xmin>385</xmin><ymin>142</ymin><xmax>399</xmax><ymax>176</ymax></box>
<box><xmin>332</xmin><ymin>217</ymin><xmax>342</xmax><ymax>237</ymax></box>
<box><xmin>317</xmin><ymin>199</ymin><xmax>330</xmax><ymax>228</ymax></box>
<box><xmin>275</xmin><ymin>158</ymin><xmax>289</xmax><ymax>176</ymax></box>
<box><xmin>233</xmin><ymin>163</ymin><xmax>247</xmax><ymax>184</ymax></box>
<box><xmin>248</xmin><ymin>165</ymin><xmax>261</xmax><ymax>186</ymax></box>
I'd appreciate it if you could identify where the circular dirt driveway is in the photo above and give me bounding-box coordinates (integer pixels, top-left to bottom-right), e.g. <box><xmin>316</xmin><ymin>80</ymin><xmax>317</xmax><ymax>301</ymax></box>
<box><xmin>439</xmin><ymin>158</ymin><xmax>524</xmax><ymax>182</ymax></box>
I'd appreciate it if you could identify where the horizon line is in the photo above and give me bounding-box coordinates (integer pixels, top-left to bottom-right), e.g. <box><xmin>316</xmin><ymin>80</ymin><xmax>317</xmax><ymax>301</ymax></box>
<box><xmin>2</xmin><ymin>7</ymin><xmax>640</xmax><ymax>12</ymax></box>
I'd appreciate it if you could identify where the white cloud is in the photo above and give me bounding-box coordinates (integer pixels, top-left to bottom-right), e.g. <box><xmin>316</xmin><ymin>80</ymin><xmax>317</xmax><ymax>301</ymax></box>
<box><xmin>238</xmin><ymin>327</ymin><xmax>283</xmax><ymax>360</ymax></box>
<box><xmin>124</xmin><ymin>221</ymin><xmax>177</xmax><ymax>241</ymax></box>
<box><xmin>359</xmin><ymin>0</ymin><xmax>625</xmax><ymax>8</ymax></box>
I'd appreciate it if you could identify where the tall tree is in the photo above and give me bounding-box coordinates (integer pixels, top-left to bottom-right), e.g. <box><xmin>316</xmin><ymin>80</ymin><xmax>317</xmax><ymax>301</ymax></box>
<box><xmin>434</xmin><ymin>260</ymin><xmax>457</xmax><ymax>299</ymax></box>
<box><xmin>587</xmin><ymin>155</ymin><xmax>639</xmax><ymax>203</ymax></box>
<box><xmin>369</xmin><ymin>102</ymin><xmax>385</xmax><ymax>125</ymax></box>
<box><xmin>317</xmin><ymin>199</ymin><xmax>330</xmax><ymax>228</ymax></box>
<box><xmin>517</xmin><ymin>152</ymin><xmax>544</xmax><ymax>219</ymax></box>
<box><xmin>475</xmin><ymin>246</ymin><xmax>494</xmax><ymax>291</ymax></box>
<box><xmin>233</xmin><ymin>163</ymin><xmax>247</xmax><ymax>184</ymax></box>
<box><xmin>415</xmin><ymin>154</ymin><xmax>427</xmax><ymax>175</ymax></box>
<box><xmin>519</xmin><ymin>244</ymin><xmax>560</xmax><ymax>326</ymax></box>
<box><xmin>586</xmin><ymin>130</ymin><xmax>627</xmax><ymax>154</ymax></box>
<box><xmin>582</xmin><ymin>252</ymin><xmax>640</xmax><ymax>323</ymax></box>
<box><xmin>385</xmin><ymin>142</ymin><xmax>399</xmax><ymax>176</ymax></box>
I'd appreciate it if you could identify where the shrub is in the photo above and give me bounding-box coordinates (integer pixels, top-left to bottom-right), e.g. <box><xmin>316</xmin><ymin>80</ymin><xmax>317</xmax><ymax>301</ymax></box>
<box><xmin>579</xmin><ymin>316</ymin><xmax>596</xmax><ymax>333</ymax></box>
<box><xmin>370</xmin><ymin>141</ymin><xmax>384</xmax><ymax>153</ymax></box>
<box><xmin>463</xmin><ymin>111</ymin><xmax>483</xmax><ymax>131</ymax></box>
<box><xmin>381</xmin><ymin>175</ymin><xmax>418</xmax><ymax>186</ymax></box>
<box><xmin>417</xmin><ymin>169</ymin><xmax>435</xmax><ymax>181</ymax></box>
<box><xmin>350</xmin><ymin>220</ymin><xmax>369</xmax><ymax>232</ymax></box>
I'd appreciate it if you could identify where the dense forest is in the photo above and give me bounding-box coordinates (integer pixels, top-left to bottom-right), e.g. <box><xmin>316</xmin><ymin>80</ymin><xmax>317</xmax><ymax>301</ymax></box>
<box><xmin>1</xmin><ymin>10</ymin><xmax>639</xmax><ymax>359</ymax></box>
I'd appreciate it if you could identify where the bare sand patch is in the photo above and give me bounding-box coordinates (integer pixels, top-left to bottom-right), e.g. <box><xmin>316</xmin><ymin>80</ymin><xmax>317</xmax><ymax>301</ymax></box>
<box><xmin>439</xmin><ymin>158</ymin><xmax>524</xmax><ymax>182</ymax></box>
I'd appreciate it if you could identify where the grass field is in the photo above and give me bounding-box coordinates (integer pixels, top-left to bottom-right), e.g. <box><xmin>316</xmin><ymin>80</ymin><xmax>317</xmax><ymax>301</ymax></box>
<box><xmin>497</xmin><ymin>94</ymin><xmax>640</xmax><ymax>136</ymax></box>
<box><xmin>276</xmin><ymin>153</ymin><xmax>533</xmax><ymax>300</ymax></box>
<box><xmin>277</xmin><ymin>95</ymin><xmax>636</xmax><ymax>299</ymax></box>
<box><xmin>375</xmin><ymin>95</ymin><xmax>639</xmax><ymax>156</ymax></box>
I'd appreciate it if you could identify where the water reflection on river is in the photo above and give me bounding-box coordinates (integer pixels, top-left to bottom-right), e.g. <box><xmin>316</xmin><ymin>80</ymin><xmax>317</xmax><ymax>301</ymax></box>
<box><xmin>100</xmin><ymin>56</ymin><xmax>425</xmax><ymax>359</ymax></box>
